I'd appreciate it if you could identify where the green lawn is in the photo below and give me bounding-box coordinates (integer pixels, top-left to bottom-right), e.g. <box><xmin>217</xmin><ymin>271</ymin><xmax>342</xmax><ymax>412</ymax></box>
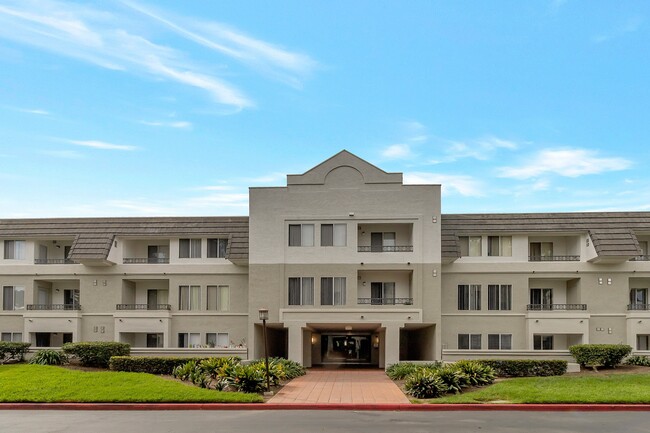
<box><xmin>423</xmin><ymin>372</ymin><xmax>650</xmax><ymax>404</ymax></box>
<box><xmin>0</xmin><ymin>364</ymin><xmax>262</xmax><ymax>403</ymax></box>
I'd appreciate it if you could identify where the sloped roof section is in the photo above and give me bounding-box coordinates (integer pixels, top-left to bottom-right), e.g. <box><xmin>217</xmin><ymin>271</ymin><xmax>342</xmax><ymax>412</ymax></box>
<box><xmin>0</xmin><ymin>217</ymin><xmax>250</xmax><ymax>264</ymax></box>
<box><xmin>441</xmin><ymin>212</ymin><xmax>650</xmax><ymax>260</ymax></box>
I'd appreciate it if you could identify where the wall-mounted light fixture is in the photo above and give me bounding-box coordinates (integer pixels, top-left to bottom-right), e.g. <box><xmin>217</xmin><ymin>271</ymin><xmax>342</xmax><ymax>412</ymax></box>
<box><xmin>348</xmin><ymin>212</ymin><xmax>355</xmax><ymax>217</ymax></box>
<box><xmin>311</xmin><ymin>336</ymin><xmax>317</xmax><ymax>344</ymax></box>
<box><xmin>93</xmin><ymin>280</ymin><xmax>98</xmax><ymax>286</ymax></box>
<box><xmin>607</xmin><ymin>278</ymin><xmax>612</xmax><ymax>285</ymax></box>
<box><xmin>598</xmin><ymin>277</ymin><xmax>603</xmax><ymax>285</ymax></box>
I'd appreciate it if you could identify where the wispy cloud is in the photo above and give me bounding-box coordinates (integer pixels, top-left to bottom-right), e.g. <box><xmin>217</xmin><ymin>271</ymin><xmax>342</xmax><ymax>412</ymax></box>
<box><xmin>498</xmin><ymin>148</ymin><xmax>632</xmax><ymax>179</ymax></box>
<box><xmin>17</xmin><ymin>107</ymin><xmax>50</xmax><ymax>115</ymax></box>
<box><xmin>380</xmin><ymin>120</ymin><xmax>429</xmax><ymax>160</ymax></box>
<box><xmin>433</xmin><ymin>135</ymin><xmax>519</xmax><ymax>163</ymax></box>
<box><xmin>404</xmin><ymin>172</ymin><xmax>485</xmax><ymax>197</ymax></box>
<box><xmin>593</xmin><ymin>16</ymin><xmax>644</xmax><ymax>43</ymax></box>
<box><xmin>140</xmin><ymin>120</ymin><xmax>192</xmax><ymax>129</ymax></box>
<box><xmin>68</xmin><ymin>139</ymin><xmax>137</xmax><ymax>151</ymax></box>
<box><xmin>381</xmin><ymin>144</ymin><xmax>412</xmax><ymax>159</ymax></box>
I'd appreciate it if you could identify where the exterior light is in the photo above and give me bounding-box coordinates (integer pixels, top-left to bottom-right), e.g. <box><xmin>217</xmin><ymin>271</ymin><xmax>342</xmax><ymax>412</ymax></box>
<box><xmin>258</xmin><ymin>308</ymin><xmax>269</xmax><ymax>321</ymax></box>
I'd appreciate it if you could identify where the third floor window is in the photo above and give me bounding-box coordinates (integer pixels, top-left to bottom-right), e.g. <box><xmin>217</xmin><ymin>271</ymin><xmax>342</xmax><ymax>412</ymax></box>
<box><xmin>321</xmin><ymin>224</ymin><xmax>346</xmax><ymax>247</ymax></box>
<box><xmin>179</xmin><ymin>239</ymin><xmax>201</xmax><ymax>258</ymax></box>
<box><xmin>207</xmin><ymin>239</ymin><xmax>228</xmax><ymax>258</ymax></box>
<box><xmin>3</xmin><ymin>240</ymin><xmax>25</xmax><ymax>260</ymax></box>
<box><xmin>288</xmin><ymin>224</ymin><xmax>314</xmax><ymax>247</ymax></box>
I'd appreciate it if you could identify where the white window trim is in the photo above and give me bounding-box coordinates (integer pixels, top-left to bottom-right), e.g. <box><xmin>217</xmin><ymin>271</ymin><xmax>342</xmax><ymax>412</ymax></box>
<box><xmin>487</xmin><ymin>333</ymin><xmax>512</xmax><ymax>350</ymax></box>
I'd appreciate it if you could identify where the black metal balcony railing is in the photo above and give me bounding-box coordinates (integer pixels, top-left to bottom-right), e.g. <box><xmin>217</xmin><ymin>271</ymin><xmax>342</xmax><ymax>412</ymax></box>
<box><xmin>116</xmin><ymin>304</ymin><xmax>172</xmax><ymax>311</ymax></box>
<box><xmin>528</xmin><ymin>255</ymin><xmax>580</xmax><ymax>262</ymax></box>
<box><xmin>527</xmin><ymin>303</ymin><xmax>587</xmax><ymax>311</ymax></box>
<box><xmin>628</xmin><ymin>303</ymin><xmax>650</xmax><ymax>311</ymax></box>
<box><xmin>34</xmin><ymin>258</ymin><xmax>77</xmax><ymax>264</ymax></box>
<box><xmin>27</xmin><ymin>304</ymin><xmax>81</xmax><ymax>311</ymax></box>
<box><xmin>357</xmin><ymin>297</ymin><xmax>413</xmax><ymax>305</ymax></box>
<box><xmin>357</xmin><ymin>246</ymin><xmax>413</xmax><ymax>253</ymax></box>
<box><xmin>631</xmin><ymin>255</ymin><xmax>650</xmax><ymax>261</ymax></box>
<box><xmin>123</xmin><ymin>257</ymin><xmax>170</xmax><ymax>264</ymax></box>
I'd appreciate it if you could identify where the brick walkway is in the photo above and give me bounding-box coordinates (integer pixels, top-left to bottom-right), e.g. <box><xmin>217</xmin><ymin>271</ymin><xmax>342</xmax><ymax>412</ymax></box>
<box><xmin>268</xmin><ymin>368</ymin><xmax>410</xmax><ymax>404</ymax></box>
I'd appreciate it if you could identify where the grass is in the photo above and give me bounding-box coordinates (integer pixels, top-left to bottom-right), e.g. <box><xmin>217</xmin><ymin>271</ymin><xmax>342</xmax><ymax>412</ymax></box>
<box><xmin>420</xmin><ymin>372</ymin><xmax>650</xmax><ymax>404</ymax></box>
<box><xmin>0</xmin><ymin>364</ymin><xmax>263</xmax><ymax>403</ymax></box>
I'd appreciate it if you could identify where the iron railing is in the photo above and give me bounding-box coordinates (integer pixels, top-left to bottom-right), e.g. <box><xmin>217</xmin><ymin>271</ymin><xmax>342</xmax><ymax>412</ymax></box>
<box><xmin>528</xmin><ymin>255</ymin><xmax>580</xmax><ymax>262</ymax></box>
<box><xmin>527</xmin><ymin>303</ymin><xmax>587</xmax><ymax>311</ymax></box>
<box><xmin>34</xmin><ymin>258</ymin><xmax>77</xmax><ymax>264</ymax></box>
<box><xmin>116</xmin><ymin>304</ymin><xmax>172</xmax><ymax>311</ymax></box>
<box><xmin>628</xmin><ymin>304</ymin><xmax>650</xmax><ymax>311</ymax></box>
<box><xmin>123</xmin><ymin>257</ymin><xmax>170</xmax><ymax>264</ymax></box>
<box><xmin>357</xmin><ymin>246</ymin><xmax>413</xmax><ymax>253</ymax></box>
<box><xmin>357</xmin><ymin>297</ymin><xmax>413</xmax><ymax>305</ymax></box>
<box><xmin>27</xmin><ymin>304</ymin><xmax>81</xmax><ymax>311</ymax></box>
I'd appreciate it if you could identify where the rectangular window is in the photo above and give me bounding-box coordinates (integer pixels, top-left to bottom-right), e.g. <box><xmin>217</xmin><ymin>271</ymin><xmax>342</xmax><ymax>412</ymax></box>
<box><xmin>178</xmin><ymin>332</ymin><xmax>201</xmax><ymax>348</ymax></box>
<box><xmin>370</xmin><ymin>282</ymin><xmax>396</xmax><ymax>305</ymax></box>
<box><xmin>207</xmin><ymin>332</ymin><xmax>230</xmax><ymax>348</ymax></box>
<box><xmin>146</xmin><ymin>333</ymin><xmax>163</xmax><ymax>348</ymax></box>
<box><xmin>179</xmin><ymin>239</ymin><xmax>201</xmax><ymax>258</ymax></box>
<box><xmin>320</xmin><ymin>224</ymin><xmax>347</xmax><ymax>247</ymax></box>
<box><xmin>147</xmin><ymin>245</ymin><xmax>170</xmax><ymax>262</ymax></box>
<box><xmin>2</xmin><ymin>286</ymin><xmax>24</xmax><ymax>311</ymax></box>
<box><xmin>530</xmin><ymin>242</ymin><xmax>553</xmax><ymax>260</ymax></box>
<box><xmin>637</xmin><ymin>335</ymin><xmax>650</xmax><ymax>351</ymax></box>
<box><xmin>458</xmin><ymin>334</ymin><xmax>481</xmax><ymax>350</ymax></box>
<box><xmin>3</xmin><ymin>240</ymin><xmax>25</xmax><ymax>260</ymax></box>
<box><xmin>288</xmin><ymin>277</ymin><xmax>314</xmax><ymax>305</ymax></box>
<box><xmin>488</xmin><ymin>284</ymin><xmax>512</xmax><ymax>310</ymax></box>
<box><xmin>1</xmin><ymin>332</ymin><xmax>22</xmax><ymax>342</ymax></box>
<box><xmin>207</xmin><ymin>239</ymin><xmax>228</xmax><ymax>258</ymax></box>
<box><xmin>533</xmin><ymin>334</ymin><xmax>554</xmax><ymax>350</ymax></box>
<box><xmin>630</xmin><ymin>288</ymin><xmax>648</xmax><ymax>306</ymax></box>
<box><xmin>288</xmin><ymin>224</ymin><xmax>314</xmax><ymax>247</ymax></box>
<box><xmin>458</xmin><ymin>284</ymin><xmax>481</xmax><ymax>310</ymax></box>
<box><xmin>207</xmin><ymin>285</ymin><xmax>230</xmax><ymax>311</ymax></box>
<box><xmin>459</xmin><ymin>236</ymin><xmax>482</xmax><ymax>256</ymax></box>
<box><xmin>530</xmin><ymin>288</ymin><xmax>553</xmax><ymax>309</ymax></box>
<box><xmin>179</xmin><ymin>285</ymin><xmax>201</xmax><ymax>310</ymax></box>
<box><xmin>488</xmin><ymin>334</ymin><xmax>512</xmax><ymax>350</ymax></box>
<box><xmin>370</xmin><ymin>232</ymin><xmax>397</xmax><ymax>252</ymax></box>
<box><xmin>488</xmin><ymin>236</ymin><xmax>512</xmax><ymax>257</ymax></box>
<box><xmin>320</xmin><ymin>277</ymin><xmax>346</xmax><ymax>306</ymax></box>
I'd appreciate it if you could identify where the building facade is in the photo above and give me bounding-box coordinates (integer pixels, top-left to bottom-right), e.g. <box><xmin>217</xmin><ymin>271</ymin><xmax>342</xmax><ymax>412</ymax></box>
<box><xmin>2</xmin><ymin>151</ymin><xmax>650</xmax><ymax>367</ymax></box>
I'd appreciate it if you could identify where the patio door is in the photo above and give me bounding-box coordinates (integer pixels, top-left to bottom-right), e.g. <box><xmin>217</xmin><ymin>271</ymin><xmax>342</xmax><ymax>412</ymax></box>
<box><xmin>64</xmin><ymin>289</ymin><xmax>80</xmax><ymax>309</ymax></box>
<box><xmin>371</xmin><ymin>282</ymin><xmax>395</xmax><ymax>305</ymax></box>
<box><xmin>147</xmin><ymin>290</ymin><xmax>158</xmax><ymax>309</ymax></box>
<box><xmin>530</xmin><ymin>288</ymin><xmax>553</xmax><ymax>309</ymax></box>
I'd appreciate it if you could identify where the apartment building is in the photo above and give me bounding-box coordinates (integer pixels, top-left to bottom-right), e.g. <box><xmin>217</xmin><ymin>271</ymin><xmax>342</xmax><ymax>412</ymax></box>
<box><xmin>1</xmin><ymin>150</ymin><xmax>650</xmax><ymax>367</ymax></box>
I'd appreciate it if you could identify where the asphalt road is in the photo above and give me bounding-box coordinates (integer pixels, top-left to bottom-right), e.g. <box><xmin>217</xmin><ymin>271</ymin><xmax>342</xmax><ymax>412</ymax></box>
<box><xmin>0</xmin><ymin>410</ymin><xmax>647</xmax><ymax>433</ymax></box>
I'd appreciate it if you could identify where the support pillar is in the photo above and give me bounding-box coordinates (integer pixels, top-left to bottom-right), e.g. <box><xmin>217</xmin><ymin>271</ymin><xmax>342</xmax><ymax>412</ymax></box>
<box><xmin>287</xmin><ymin>322</ymin><xmax>306</xmax><ymax>364</ymax></box>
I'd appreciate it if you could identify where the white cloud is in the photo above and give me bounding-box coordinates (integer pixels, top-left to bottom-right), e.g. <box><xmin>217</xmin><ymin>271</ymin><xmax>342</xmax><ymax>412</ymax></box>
<box><xmin>68</xmin><ymin>139</ymin><xmax>136</xmax><ymax>151</ymax></box>
<box><xmin>404</xmin><ymin>172</ymin><xmax>485</xmax><ymax>197</ymax></box>
<box><xmin>498</xmin><ymin>148</ymin><xmax>632</xmax><ymax>179</ymax></box>
<box><xmin>17</xmin><ymin>108</ymin><xmax>50</xmax><ymax>115</ymax></box>
<box><xmin>381</xmin><ymin>144</ymin><xmax>412</xmax><ymax>159</ymax></box>
<box><xmin>443</xmin><ymin>136</ymin><xmax>519</xmax><ymax>161</ymax></box>
<box><xmin>140</xmin><ymin>120</ymin><xmax>192</xmax><ymax>129</ymax></box>
<box><xmin>593</xmin><ymin>16</ymin><xmax>644</xmax><ymax>43</ymax></box>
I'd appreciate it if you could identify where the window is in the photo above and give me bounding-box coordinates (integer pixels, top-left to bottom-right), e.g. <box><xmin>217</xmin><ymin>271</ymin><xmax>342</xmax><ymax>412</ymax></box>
<box><xmin>3</xmin><ymin>240</ymin><xmax>25</xmax><ymax>260</ymax></box>
<box><xmin>370</xmin><ymin>282</ymin><xmax>396</xmax><ymax>305</ymax></box>
<box><xmin>370</xmin><ymin>232</ymin><xmax>396</xmax><ymax>252</ymax></box>
<box><xmin>147</xmin><ymin>245</ymin><xmax>169</xmax><ymax>263</ymax></box>
<box><xmin>178</xmin><ymin>332</ymin><xmax>201</xmax><ymax>348</ymax></box>
<box><xmin>488</xmin><ymin>284</ymin><xmax>512</xmax><ymax>310</ymax></box>
<box><xmin>458</xmin><ymin>334</ymin><xmax>481</xmax><ymax>350</ymax></box>
<box><xmin>1</xmin><ymin>332</ymin><xmax>22</xmax><ymax>342</ymax></box>
<box><xmin>530</xmin><ymin>288</ymin><xmax>553</xmax><ymax>309</ymax></box>
<box><xmin>458</xmin><ymin>284</ymin><xmax>481</xmax><ymax>310</ymax></box>
<box><xmin>2</xmin><ymin>286</ymin><xmax>24</xmax><ymax>311</ymax></box>
<box><xmin>288</xmin><ymin>277</ymin><xmax>314</xmax><ymax>305</ymax></box>
<box><xmin>321</xmin><ymin>277</ymin><xmax>346</xmax><ymax>305</ymax></box>
<box><xmin>637</xmin><ymin>335</ymin><xmax>650</xmax><ymax>351</ymax></box>
<box><xmin>146</xmin><ymin>333</ymin><xmax>163</xmax><ymax>348</ymax></box>
<box><xmin>488</xmin><ymin>236</ymin><xmax>512</xmax><ymax>256</ymax></box>
<box><xmin>459</xmin><ymin>236</ymin><xmax>482</xmax><ymax>256</ymax></box>
<box><xmin>207</xmin><ymin>239</ymin><xmax>228</xmax><ymax>258</ymax></box>
<box><xmin>179</xmin><ymin>239</ymin><xmax>201</xmax><ymax>258</ymax></box>
<box><xmin>207</xmin><ymin>332</ymin><xmax>229</xmax><ymax>348</ymax></box>
<box><xmin>179</xmin><ymin>285</ymin><xmax>201</xmax><ymax>310</ymax></box>
<box><xmin>321</xmin><ymin>224</ymin><xmax>347</xmax><ymax>247</ymax></box>
<box><xmin>533</xmin><ymin>334</ymin><xmax>554</xmax><ymax>350</ymax></box>
<box><xmin>288</xmin><ymin>224</ymin><xmax>314</xmax><ymax>247</ymax></box>
<box><xmin>207</xmin><ymin>285</ymin><xmax>230</xmax><ymax>311</ymax></box>
<box><xmin>630</xmin><ymin>288</ymin><xmax>648</xmax><ymax>306</ymax></box>
<box><xmin>530</xmin><ymin>242</ymin><xmax>553</xmax><ymax>260</ymax></box>
<box><xmin>488</xmin><ymin>334</ymin><xmax>512</xmax><ymax>350</ymax></box>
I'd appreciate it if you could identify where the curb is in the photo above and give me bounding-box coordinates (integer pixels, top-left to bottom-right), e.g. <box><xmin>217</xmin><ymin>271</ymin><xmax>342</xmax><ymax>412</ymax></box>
<box><xmin>1</xmin><ymin>403</ymin><xmax>650</xmax><ymax>411</ymax></box>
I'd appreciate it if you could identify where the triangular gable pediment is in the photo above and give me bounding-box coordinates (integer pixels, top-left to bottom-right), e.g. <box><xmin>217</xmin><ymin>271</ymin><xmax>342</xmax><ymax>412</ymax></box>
<box><xmin>286</xmin><ymin>150</ymin><xmax>403</xmax><ymax>186</ymax></box>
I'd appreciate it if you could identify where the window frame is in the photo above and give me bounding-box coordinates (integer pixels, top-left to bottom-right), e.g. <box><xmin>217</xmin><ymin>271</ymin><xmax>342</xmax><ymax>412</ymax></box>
<box><xmin>206</xmin><ymin>332</ymin><xmax>230</xmax><ymax>348</ymax></box>
<box><xmin>533</xmin><ymin>334</ymin><xmax>554</xmax><ymax>350</ymax></box>
<box><xmin>288</xmin><ymin>277</ymin><xmax>315</xmax><ymax>305</ymax></box>
<box><xmin>3</xmin><ymin>240</ymin><xmax>26</xmax><ymax>260</ymax></box>
<box><xmin>458</xmin><ymin>333</ymin><xmax>482</xmax><ymax>350</ymax></box>
<box><xmin>0</xmin><ymin>332</ymin><xmax>22</xmax><ymax>342</ymax></box>
<box><xmin>207</xmin><ymin>238</ymin><xmax>228</xmax><ymax>258</ymax></box>
<box><xmin>488</xmin><ymin>236</ymin><xmax>512</xmax><ymax>257</ymax></box>
<box><xmin>458</xmin><ymin>284</ymin><xmax>481</xmax><ymax>310</ymax></box>
<box><xmin>630</xmin><ymin>288</ymin><xmax>648</xmax><ymax>306</ymax></box>
<box><xmin>179</xmin><ymin>238</ymin><xmax>202</xmax><ymax>258</ymax></box>
<box><xmin>459</xmin><ymin>236</ymin><xmax>482</xmax><ymax>257</ymax></box>
<box><xmin>178</xmin><ymin>285</ymin><xmax>201</xmax><ymax>311</ymax></box>
<box><xmin>207</xmin><ymin>285</ymin><xmax>230</xmax><ymax>312</ymax></box>
<box><xmin>2</xmin><ymin>286</ymin><xmax>24</xmax><ymax>311</ymax></box>
<box><xmin>488</xmin><ymin>284</ymin><xmax>512</xmax><ymax>311</ymax></box>
<box><xmin>178</xmin><ymin>332</ymin><xmax>201</xmax><ymax>348</ymax></box>
<box><xmin>288</xmin><ymin>224</ymin><xmax>315</xmax><ymax>247</ymax></box>
<box><xmin>487</xmin><ymin>333</ymin><xmax>512</xmax><ymax>350</ymax></box>
<box><xmin>320</xmin><ymin>224</ymin><xmax>347</xmax><ymax>247</ymax></box>
<box><xmin>320</xmin><ymin>277</ymin><xmax>346</xmax><ymax>306</ymax></box>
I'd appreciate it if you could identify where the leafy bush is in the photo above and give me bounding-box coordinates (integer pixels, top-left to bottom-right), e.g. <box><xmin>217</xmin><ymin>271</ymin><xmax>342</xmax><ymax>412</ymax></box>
<box><xmin>270</xmin><ymin>357</ymin><xmax>307</xmax><ymax>379</ymax></box>
<box><xmin>453</xmin><ymin>360</ymin><xmax>496</xmax><ymax>386</ymax></box>
<box><xmin>249</xmin><ymin>359</ymin><xmax>286</xmax><ymax>386</ymax></box>
<box><xmin>404</xmin><ymin>369</ymin><xmax>447</xmax><ymax>399</ymax></box>
<box><xmin>435</xmin><ymin>364</ymin><xmax>469</xmax><ymax>394</ymax></box>
<box><xmin>29</xmin><ymin>349</ymin><xmax>68</xmax><ymax>366</ymax></box>
<box><xmin>172</xmin><ymin>359</ymin><xmax>199</xmax><ymax>381</ymax></box>
<box><xmin>110</xmin><ymin>356</ymin><xmax>217</xmax><ymax>375</ymax></box>
<box><xmin>476</xmin><ymin>360</ymin><xmax>568</xmax><ymax>377</ymax></box>
<box><xmin>199</xmin><ymin>356</ymin><xmax>241</xmax><ymax>382</ymax></box>
<box><xmin>569</xmin><ymin>344</ymin><xmax>632</xmax><ymax>369</ymax></box>
<box><xmin>625</xmin><ymin>355</ymin><xmax>650</xmax><ymax>367</ymax></box>
<box><xmin>386</xmin><ymin>362</ymin><xmax>442</xmax><ymax>380</ymax></box>
<box><xmin>226</xmin><ymin>364</ymin><xmax>266</xmax><ymax>393</ymax></box>
<box><xmin>62</xmin><ymin>342</ymin><xmax>130</xmax><ymax>368</ymax></box>
<box><xmin>0</xmin><ymin>342</ymin><xmax>31</xmax><ymax>364</ymax></box>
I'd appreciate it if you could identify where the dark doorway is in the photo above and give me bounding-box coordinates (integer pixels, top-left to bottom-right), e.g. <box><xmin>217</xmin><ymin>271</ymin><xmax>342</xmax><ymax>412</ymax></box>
<box><xmin>321</xmin><ymin>334</ymin><xmax>373</xmax><ymax>365</ymax></box>
<box><xmin>35</xmin><ymin>332</ymin><xmax>51</xmax><ymax>347</ymax></box>
<box><xmin>63</xmin><ymin>333</ymin><xmax>73</xmax><ymax>344</ymax></box>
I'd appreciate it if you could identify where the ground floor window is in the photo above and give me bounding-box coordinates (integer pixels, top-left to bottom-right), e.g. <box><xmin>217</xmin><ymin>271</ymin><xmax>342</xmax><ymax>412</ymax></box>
<box><xmin>0</xmin><ymin>332</ymin><xmax>22</xmax><ymax>342</ymax></box>
<box><xmin>178</xmin><ymin>332</ymin><xmax>201</xmax><ymax>348</ymax></box>
<box><xmin>206</xmin><ymin>332</ymin><xmax>229</xmax><ymax>348</ymax></box>
<box><xmin>146</xmin><ymin>333</ymin><xmax>164</xmax><ymax>348</ymax></box>
<box><xmin>637</xmin><ymin>334</ymin><xmax>650</xmax><ymax>351</ymax></box>
<box><xmin>533</xmin><ymin>334</ymin><xmax>554</xmax><ymax>350</ymax></box>
<box><xmin>458</xmin><ymin>333</ymin><xmax>481</xmax><ymax>350</ymax></box>
<box><xmin>487</xmin><ymin>333</ymin><xmax>512</xmax><ymax>350</ymax></box>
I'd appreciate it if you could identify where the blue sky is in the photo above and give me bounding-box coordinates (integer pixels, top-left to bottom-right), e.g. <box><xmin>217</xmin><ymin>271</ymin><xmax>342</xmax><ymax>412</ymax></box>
<box><xmin>0</xmin><ymin>0</ymin><xmax>648</xmax><ymax>217</ymax></box>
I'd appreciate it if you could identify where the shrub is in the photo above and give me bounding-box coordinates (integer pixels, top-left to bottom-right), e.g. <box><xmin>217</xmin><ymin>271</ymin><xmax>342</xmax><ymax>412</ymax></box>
<box><xmin>404</xmin><ymin>370</ymin><xmax>447</xmax><ymax>399</ymax></box>
<box><xmin>0</xmin><ymin>342</ymin><xmax>31</xmax><ymax>364</ymax></box>
<box><xmin>386</xmin><ymin>362</ymin><xmax>442</xmax><ymax>380</ymax></box>
<box><xmin>29</xmin><ymin>349</ymin><xmax>68</xmax><ymax>366</ymax></box>
<box><xmin>62</xmin><ymin>342</ymin><xmax>130</xmax><ymax>368</ymax></box>
<box><xmin>172</xmin><ymin>359</ymin><xmax>199</xmax><ymax>381</ymax></box>
<box><xmin>226</xmin><ymin>364</ymin><xmax>266</xmax><ymax>393</ymax></box>
<box><xmin>453</xmin><ymin>360</ymin><xmax>496</xmax><ymax>386</ymax></box>
<box><xmin>569</xmin><ymin>344</ymin><xmax>632</xmax><ymax>369</ymax></box>
<box><xmin>435</xmin><ymin>364</ymin><xmax>468</xmax><ymax>393</ymax></box>
<box><xmin>249</xmin><ymin>359</ymin><xmax>286</xmax><ymax>386</ymax></box>
<box><xmin>270</xmin><ymin>357</ymin><xmax>306</xmax><ymax>379</ymax></box>
<box><xmin>625</xmin><ymin>355</ymin><xmax>650</xmax><ymax>367</ymax></box>
<box><xmin>475</xmin><ymin>360</ymin><xmax>567</xmax><ymax>377</ymax></box>
<box><xmin>199</xmin><ymin>356</ymin><xmax>241</xmax><ymax>382</ymax></box>
<box><xmin>109</xmin><ymin>356</ymin><xmax>214</xmax><ymax>375</ymax></box>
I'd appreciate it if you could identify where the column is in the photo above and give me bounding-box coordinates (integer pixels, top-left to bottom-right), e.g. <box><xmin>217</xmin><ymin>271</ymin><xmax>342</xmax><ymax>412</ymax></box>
<box><xmin>382</xmin><ymin>323</ymin><xmax>401</xmax><ymax>368</ymax></box>
<box><xmin>287</xmin><ymin>322</ymin><xmax>306</xmax><ymax>364</ymax></box>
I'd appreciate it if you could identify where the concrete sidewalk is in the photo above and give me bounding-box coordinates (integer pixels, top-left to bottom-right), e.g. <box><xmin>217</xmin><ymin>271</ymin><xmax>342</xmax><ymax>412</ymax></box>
<box><xmin>268</xmin><ymin>368</ymin><xmax>410</xmax><ymax>404</ymax></box>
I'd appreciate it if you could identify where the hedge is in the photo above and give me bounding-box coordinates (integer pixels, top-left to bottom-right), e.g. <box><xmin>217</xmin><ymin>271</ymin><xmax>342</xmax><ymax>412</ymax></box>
<box><xmin>0</xmin><ymin>342</ymin><xmax>31</xmax><ymax>364</ymax></box>
<box><xmin>62</xmin><ymin>342</ymin><xmax>130</xmax><ymax>368</ymax></box>
<box><xmin>569</xmin><ymin>344</ymin><xmax>632</xmax><ymax>369</ymax></box>
<box><xmin>109</xmin><ymin>356</ymin><xmax>215</xmax><ymax>375</ymax></box>
<box><xmin>475</xmin><ymin>359</ymin><xmax>567</xmax><ymax>377</ymax></box>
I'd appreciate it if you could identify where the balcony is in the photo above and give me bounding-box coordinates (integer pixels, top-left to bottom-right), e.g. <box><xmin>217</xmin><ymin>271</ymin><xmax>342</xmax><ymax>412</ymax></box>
<box><xmin>527</xmin><ymin>304</ymin><xmax>587</xmax><ymax>311</ymax></box>
<box><xmin>631</xmin><ymin>255</ymin><xmax>650</xmax><ymax>262</ymax></box>
<box><xmin>27</xmin><ymin>304</ymin><xmax>81</xmax><ymax>311</ymax></box>
<box><xmin>357</xmin><ymin>297</ymin><xmax>413</xmax><ymax>305</ymax></box>
<box><xmin>123</xmin><ymin>257</ymin><xmax>170</xmax><ymax>264</ymax></box>
<box><xmin>357</xmin><ymin>245</ymin><xmax>413</xmax><ymax>253</ymax></box>
<box><xmin>628</xmin><ymin>304</ymin><xmax>650</xmax><ymax>311</ymax></box>
<box><xmin>116</xmin><ymin>304</ymin><xmax>171</xmax><ymax>311</ymax></box>
<box><xmin>34</xmin><ymin>258</ymin><xmax>77</xmax><ymax>265</ymax></box>
<box><xmin>528</xmin><ymin>255</ymin><xmax>580</xmax><ymax>262</ymax></box>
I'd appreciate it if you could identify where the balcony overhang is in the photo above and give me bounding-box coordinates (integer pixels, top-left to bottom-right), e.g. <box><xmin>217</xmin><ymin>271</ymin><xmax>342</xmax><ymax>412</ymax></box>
<box><xmin>279</xmin><ymin>308</ymin><xmax>422</xmax><ymax>324</ymax></box>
